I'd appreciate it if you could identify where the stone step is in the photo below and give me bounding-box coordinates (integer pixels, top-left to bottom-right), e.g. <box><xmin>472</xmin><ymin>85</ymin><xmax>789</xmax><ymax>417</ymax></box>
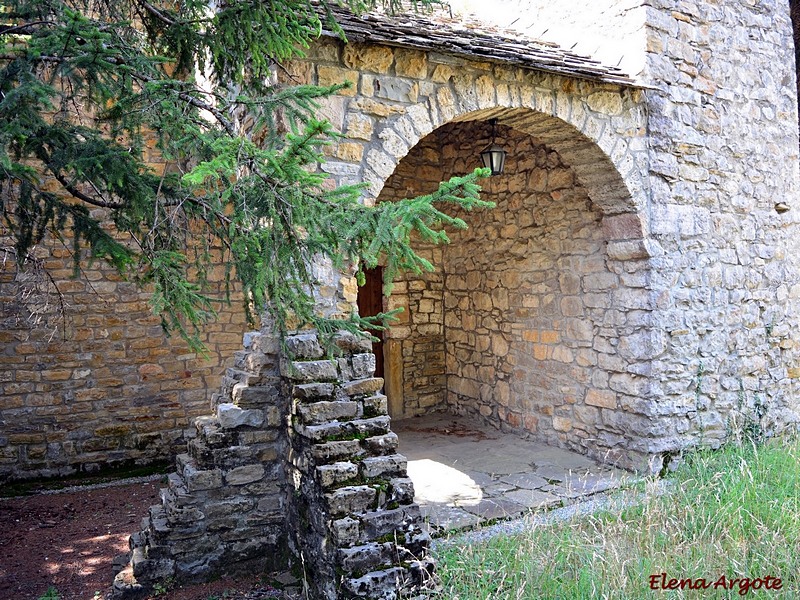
<box><xmin>226</xmin><ymin>367</ymin><xmax>261</xmax><ymax>385</ymax></box>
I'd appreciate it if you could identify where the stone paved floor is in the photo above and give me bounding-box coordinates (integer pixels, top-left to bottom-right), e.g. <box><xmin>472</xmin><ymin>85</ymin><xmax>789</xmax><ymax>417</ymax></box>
<box><xmin>394</xmin><ymin>413</ymin><xmax>634</xmax><ymax>533</ymax></box>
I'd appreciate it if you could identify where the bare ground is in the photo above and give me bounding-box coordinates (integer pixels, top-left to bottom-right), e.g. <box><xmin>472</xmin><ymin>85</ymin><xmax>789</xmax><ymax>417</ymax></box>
<box><xmin>0</xmin><ymin>479</ymin><xmax>297</xmax><ymax>600</ymax></box>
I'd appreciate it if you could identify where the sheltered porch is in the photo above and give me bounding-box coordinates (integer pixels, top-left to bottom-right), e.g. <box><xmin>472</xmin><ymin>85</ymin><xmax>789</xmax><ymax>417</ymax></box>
<box><xmin>395</xmin><ymin>413</ymin><xmax>633</xmax><ymax>532</ymax></box>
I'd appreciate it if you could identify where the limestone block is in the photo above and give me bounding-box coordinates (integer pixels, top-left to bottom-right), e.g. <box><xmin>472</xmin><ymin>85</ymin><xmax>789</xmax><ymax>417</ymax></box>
<box><xmin>326</xmin><ymin>485</ymin><xmax>378</xmax><ymax>517</ymax></box>
<box><xmin>316</xmin><ymin>462</ymin><xmax>359</xmax><ymax>489</ymax></box>
<box><xmin>312</xmin><ymin>440</ymin><xmax>365</xmax><ymax>464</ymax></box>
<box><xmin>183</xmin><ymin>463</ymin><xmax>223</xmax><ymax>492</ymax></box>
<box><xmin>225</xmin><ymin>464</ymin><xmax>265</xmax><ymax>485</ymax></box>
<box><xmin>351</xmin><ymin>353</ymin><xmax>376</xmax><ymax>379</ymax></box>
<box><xmin>342</xmin><ymin>44</ymin><xmax>394</xmax><ymax>72</ymax></box>
<box><xmin>345</xmin><ymin>112</ymin><xmax>374</xmax><ymax>141</ymax></box>
<box><xmin>552</xmin><ymin>416</ymin><xmax>573</xmax><ymax>432</ymax></box>
<box><xmin>586</xmin><ymin>389</ymin><xmax>617</xmax><ymax>409</ymax></box>
<box><xmin>351</xmin><ymin>97</ymin><xmax>407</xmax><ymax>117</ymax></box>
<box><xmin>285</xmin><ymin>332</ymin><xmax>324</xmax><ymax>359</ymax></box>
<box><xmin>360</xmin><ymin>505</ymin><xmax>421</xmax><ymax>541</ymax></box>
<box><xmin>293</xmin><ymin>382</ymin><xmax>335</xmax><ymax>401</ymax></box>
<box><xmin>338</xmin><ymin>542</ymin><xmax>399</xmax><ymax>573</ymax></box>
<box><xmin>342</xmin><ymin>567</ymin><xmax>410</xmax><ymax>598</ymax></box>
<box><xmin>587</xmin><ymin>91</ymin><xmax>624</xmax><ymax>115</ymax></box>
<box><xmin>284</xmin><ymin>359</ymin><xmax>338</xmax><ymax>382</ymax></box>
<box><xmin>217</xmin><ymin>404</ymin><xmax>264</xmax><ymax>429</ymax></box>
<box><xmin>374</xmin><ymin>78</ymin><xmax>418</xmax><ymax>103</ymax></box>
<box><xmin>317</xmin><ymin>66</ymin><xmax>358</xmax><ymax>95</ymax></box>
<box><xmin>395</xmin><ymin>48</ymin><xmax>428</xmax><ymax>78</ymax></box>
<box><xmin>301</xmin><ymin>416</ymin><xmax>391</xmax><ymax>443</ymax></box>
<box><xmin>332</xmin><ymin>517</ymin><xmax>361</xmax><ymax>547</ymax></box>
<box><xmin>361</xmin><ymin>433</ymin><xmax>398</xmax><ymax>456</ymax></box>
<box><xmin>363</xmin><ymin>393</ymin><xmax>388</xmax><ymax>417</ymax></box>
<box><xmin>341</xmin><ymin>377</ymin><xmax>384</xmax><ymax>397</ymax></box>
<box><xmin>297</xmin><ymin>400</ymin><xmax>360</xmax><ymax>425</ymax></box>
<box><xmin>360</xmin><ymin>454</ymin><xmax>407</xmax><ymax>479</ymax></box>
<box><xmin>388</xmin><ymin>477</ymin><xmax>415</xmax><ymax>505</ymax></box>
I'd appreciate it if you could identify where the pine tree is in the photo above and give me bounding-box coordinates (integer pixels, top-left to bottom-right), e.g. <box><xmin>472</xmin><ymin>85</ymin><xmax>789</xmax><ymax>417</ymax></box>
<box><xmin>0</xmin><ymin>0</ymin><xmax>491</xmax><ymax>349</ymax></box>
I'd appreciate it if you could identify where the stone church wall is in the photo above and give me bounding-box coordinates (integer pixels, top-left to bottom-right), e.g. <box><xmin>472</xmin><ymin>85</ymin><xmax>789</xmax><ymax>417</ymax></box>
<box><xmin>0</xmin><ymin>212</ymin><xmax>248</xmax><ymax>482</ymax></box>
<box><xmin>640</xmin><ymin>0</ymin><xmax>800</xmax><ymax>463</ymax></box>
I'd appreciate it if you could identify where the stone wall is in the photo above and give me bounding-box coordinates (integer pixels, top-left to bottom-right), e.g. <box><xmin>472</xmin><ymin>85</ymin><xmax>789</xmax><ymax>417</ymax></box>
<box><xmin>0</xmin><ymin>212</ymin><xmax>248</xmax><ymax>482</ymax></box>
<box><xmin>115</xmin><ymin>326</ymin><xmax>431</xmax><ymax>600</ymax></box>
<box><xmin>640</xmin><ymin>0</ymin><xmax>800</xmax><ymax>464</ymax></box>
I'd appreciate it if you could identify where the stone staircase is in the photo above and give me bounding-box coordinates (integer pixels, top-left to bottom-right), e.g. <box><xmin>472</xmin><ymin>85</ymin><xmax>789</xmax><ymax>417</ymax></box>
<box><xmin>113</xmin><ymin>328</ymin><xmax>433</xmax><ymax>599</ymax></box>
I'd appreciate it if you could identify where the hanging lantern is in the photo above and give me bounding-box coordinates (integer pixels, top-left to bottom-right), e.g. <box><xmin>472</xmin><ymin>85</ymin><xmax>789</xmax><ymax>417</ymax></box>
<box><xmin>479</xmin><ymin>118</ymin><xmax>506</xmax><ymax>175</ymax></box>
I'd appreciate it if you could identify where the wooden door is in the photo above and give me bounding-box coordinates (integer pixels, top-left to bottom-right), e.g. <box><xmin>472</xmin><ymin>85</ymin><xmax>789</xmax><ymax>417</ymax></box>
<box><xmin>356</xmin><ymin>267</ymin><xmax>385</xmax><ymax>379</ymax></box>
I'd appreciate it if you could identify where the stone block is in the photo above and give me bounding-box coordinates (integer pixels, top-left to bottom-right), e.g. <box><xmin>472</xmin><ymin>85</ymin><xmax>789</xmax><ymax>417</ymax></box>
<box><xmin>217</xmin><ymin>404</ymin><xmax>264</xmax><ymax>429</ymax></box>
<box><xmin>360</xmin><ymin>454</ymin><xmax>407</xmax><ymax>479</ymax></box>
<box><xmin>338</xmin><ymin>542</ymin><xmax>399</xmax><ymax>573</ymax></box>
<box><xmin>363</xmin><ymin>394</ymin><xmax>388</xmax><ymax>417</ymax></box>
<box><xmin>312</xmin><ymin>439</ymin><xmax>365</xmax><ymax>464</ymax></box>
<box><xmin>341</xmin><ymin>377</ymin><xmax>385</xmax><ymax>397</ymax></box>
<box><xmin>184</xmin><ymin>463</ymin><xmax>223</xmax><ymax>492</ymax></box>
<box><xmin>342</xmin><ymin>567</ymin><xmax>409</xmax><ymax>598</ymax></box>
<box><xmin>316</xmin><ymin>462</ymin><xmax>359</xmax><ymax>489</ymax></box>
<box><xmin>293</xmin><ymin>382</ymin><xmax>335</xmax><ymax>400</ymax></box>
<box><xmin>342</xmin><ymin>44</ymin><xmax>394</xmax><ymax>72</ymax></box>
<box><xmin>224</xmin><ymin>464</ymin><xmax>265</xmax><ymax>485</ymax></box>
<box><xmin>284</xmin><ymin>359</ymin><xmax>338</xmax><ymax>382</ymax></box>
<box><xmin>332</xmin><ymin>517</ymin><xmax>361</xmax><ymax>547</ymax></box>
<box><xmin>351</xmin><ymin>353</ymin><xmax>377</xmax><ymax>379</ymax></box>
<box><xmin>301</xmin><ymin>416</ymin><xmax>391</xmax><ymax>443</ymax></box>
<box><xmin>297</xmin><ymin>400</ymin><xmax>360</xmax><ymax>425</ymax></box>
<box><xmin>326</xmin><ymin>485</ymin><xmax>378</xmax><ymax>517</ymax></box>
<box><xmin>285</xmin><ymin>333</ymin><xmax>324</xmax><ymax>359</ymax></box>
<box><xmin>235</xmin><ymin>385</ymin><xmax>280</xmax><ymax>408</ymax></box>
<box><xmin>374</xmin><ymin>77</ymin><xmax>418</xmax><ymax>103</ymax></box>
<box><xmin>360</xmin><ymin>505</ymin><xmax>421</xmax><ymax>540</ymax></box>
<box><xmin>362</xmin><ymin>432</ymin><xmax>399</xmax><ymax>455</ymax></box>
<box><xmin>585</xmin><ymin>389</ymin><xmax>617</xmax><ymax>409</ymax></box>
<box><xmin>394</xmin><ymin>48</ymin><xmax>428</xmax><ymax>78</ymax></box>
<box><xmin>389</xmin><ymin>477</ymin><xmax>415</xmax><ymax>505</ymax></box>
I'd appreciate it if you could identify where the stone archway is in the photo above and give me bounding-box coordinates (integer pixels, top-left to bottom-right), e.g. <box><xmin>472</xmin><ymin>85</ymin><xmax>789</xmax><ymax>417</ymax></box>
<box><xmin>368</xmin><ymin>112</ymin><xmax>655</xmax><ymax>467</ymax></box>
<box><xmin>308</xmin><ymin>53</ymin><xmax>659</xmax><ymax>467</ymax></box>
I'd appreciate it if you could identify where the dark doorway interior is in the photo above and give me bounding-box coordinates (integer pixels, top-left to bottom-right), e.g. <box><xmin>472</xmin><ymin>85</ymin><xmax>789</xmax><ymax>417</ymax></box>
<box><xmin>356</xmin><ymin>266</ymin><xmax>385</xmax><ymax>379</ymax></box>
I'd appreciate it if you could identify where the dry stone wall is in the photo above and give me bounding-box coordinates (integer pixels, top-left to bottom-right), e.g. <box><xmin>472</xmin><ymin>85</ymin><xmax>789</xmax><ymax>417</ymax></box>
<box><xmin>115</xmin><ymin>325</ymin><xmax>431</xmax><ymax>600</ymax></box>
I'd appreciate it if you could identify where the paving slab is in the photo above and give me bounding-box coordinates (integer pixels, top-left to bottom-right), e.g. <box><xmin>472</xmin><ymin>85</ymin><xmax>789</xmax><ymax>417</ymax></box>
<box><xmin>457</xmin><ymin>497</ymin><xmax>525</xmax><ymax>520</ymax></box>
<box><xmin>420</xmin><ymin>504</ymin><xmax>482</xmax><ymax>532</ymax></box>
<box><xmin>503</xmin><ymin>488</ymin><xmax>561</xmax><ymax>510</ymax></box>
<box><xmin>394</xmin><ymin>413</ymin><xmax>635</xmax><ymax>533</ymax></box>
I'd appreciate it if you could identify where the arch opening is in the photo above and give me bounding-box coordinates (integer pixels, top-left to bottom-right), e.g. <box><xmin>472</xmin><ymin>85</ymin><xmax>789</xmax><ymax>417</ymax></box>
<box><xmin>356</xmin><ymin>110</ymin><xmax>652</xmax><ymax>468</ymax></box>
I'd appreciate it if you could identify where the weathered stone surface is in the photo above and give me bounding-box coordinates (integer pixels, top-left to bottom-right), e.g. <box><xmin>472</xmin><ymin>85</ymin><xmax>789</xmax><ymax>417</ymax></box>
<box><xmin>341</xmin><ymin>377</ymin><xmax>385</xmax><ymax>397</ymax></box>
<box><xmin>326</xmin><ymin>485</ymin><xmax>378</xmax><ymax>517</ymax></box>
<box><xmin>293</xmin><ymin>382</ymin><xmax>335</xmax><ymax>400</ymax></box>
<box><xmin>296</xmin><ymin>400</ymin><xmax>360</xmax><ymax>425</ymax></box>
<box><xmin>285</xmin><ymin>333</ymin><xmax>324</xmax><ymax>359</ymax></box>
<box><xmin>225</xmin><ymin>464</ymin><xmax>265</xmax><ymax>485</ymax></box>
<box><xmin>316</xmin><ymin>462</ymin><xmax>359</xmax><ymax>489</ymax></box>
<box><xmin>360</xmin><ymin>454</ymin><xmax>407</xmax><ymax>479</ymax></box>
<box><xmin>283</xmin><ymin>359</ymin><xmax>338</xmax><ymax>382</ymax></box>
<box><xmin>217</xmin><ymin>404</ymin><xmax>264</xmax><ymax>429</ymax></box>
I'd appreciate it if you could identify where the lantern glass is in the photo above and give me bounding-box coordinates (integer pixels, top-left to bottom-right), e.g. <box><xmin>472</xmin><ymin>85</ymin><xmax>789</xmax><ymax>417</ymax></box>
<box><xmin>480</xmin><ymin>144</ymin><xmax>506</xmax><ymax>175</ymax></box>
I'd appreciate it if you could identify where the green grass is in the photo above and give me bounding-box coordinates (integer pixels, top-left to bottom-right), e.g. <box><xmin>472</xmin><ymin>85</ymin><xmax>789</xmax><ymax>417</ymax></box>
<box><xmin>434</xmin><ymin>437</ymin><xmax>800</xmax><ymax>599</ymax></box>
